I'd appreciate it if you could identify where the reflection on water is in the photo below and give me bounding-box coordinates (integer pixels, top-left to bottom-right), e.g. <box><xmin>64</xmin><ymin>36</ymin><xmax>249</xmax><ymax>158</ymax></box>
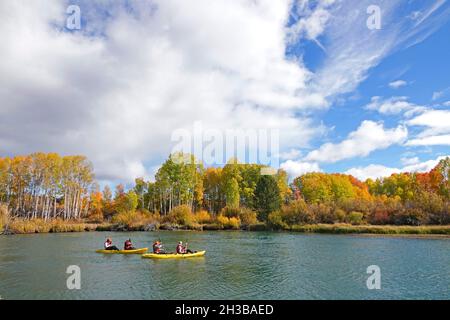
<box><xmin>0</xmin><ymin>231</ymin><xmax>449</xmax><ymax>299</ymax></box>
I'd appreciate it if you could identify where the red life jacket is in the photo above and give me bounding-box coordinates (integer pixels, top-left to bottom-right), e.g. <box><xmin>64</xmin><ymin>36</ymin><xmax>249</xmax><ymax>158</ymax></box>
<box><xmin>176</xmin><ymin>244</ymin><xmax>184</xmax><ymax>254</ymax></box>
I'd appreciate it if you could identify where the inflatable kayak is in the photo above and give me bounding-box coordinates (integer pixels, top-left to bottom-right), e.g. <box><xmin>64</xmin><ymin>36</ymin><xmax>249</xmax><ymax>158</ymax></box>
<box><xmin>142</xmin><ymin>251</ymin><xmax>206</xmax><ymax>259</ymax></box>
<box><xmin>96</xmin><ymin>248</ymin><xmax>148</xmax><ymax>254</ymax></box>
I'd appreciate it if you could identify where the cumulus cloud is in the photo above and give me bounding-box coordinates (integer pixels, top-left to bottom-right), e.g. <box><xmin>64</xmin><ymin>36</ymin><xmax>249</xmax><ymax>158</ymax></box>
<box><xmin>406</xmin><ymin>135</ymin><xmax>450</xmax><ymax>146</ymax></box>
<box><xmin>280</xmin><ymin>160</ymin><xmax>321</xmax><ymax>178</ymax></box>
<box><xmin>405</xmin><ymin>110</ymin><xmax>450</xmax><ymax>146</ymax></box>
<box><xmin>345</xmin><ymin>155</ymin><xmax>450</xmax><ymax>180</ymax></box>
<box><xmin>346</xmin><ymin>165</ymin><xmax>400</xmax><ymax>181</ymax></box>
<box><xmin>304</xmin><ymin>121</ymin><xmax>408</xmax><ymax>163</ymax></box>
<box><xmin>406</xmin><ymin>110</ymin><xmax>450</xmax><ymax>135</ymax></box>
<box><xmin>0</xmin><ymin>0</ymin><xmax>326</xmax><ymax>183</ymax></box>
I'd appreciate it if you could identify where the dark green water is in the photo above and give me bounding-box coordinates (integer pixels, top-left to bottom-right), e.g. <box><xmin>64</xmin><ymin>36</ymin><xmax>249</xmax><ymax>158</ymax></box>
<box><xmin>0</xmin><ymin>231</ymin><xmax>449</xmax><ymax>299</ymax></box>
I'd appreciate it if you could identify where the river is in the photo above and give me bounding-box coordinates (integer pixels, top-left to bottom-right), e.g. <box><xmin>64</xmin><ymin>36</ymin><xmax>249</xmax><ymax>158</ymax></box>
<box><xmin>0</xmin><ymin>231</ymin><xmax>449</xmax><ymax>299</ymax></box>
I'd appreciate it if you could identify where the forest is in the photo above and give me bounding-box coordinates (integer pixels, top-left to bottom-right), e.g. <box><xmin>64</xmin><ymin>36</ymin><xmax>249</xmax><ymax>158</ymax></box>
<box><xmin>0</xmin><ymin>152</ymin><xmax>449</xmax><ymax>234</ymax></box>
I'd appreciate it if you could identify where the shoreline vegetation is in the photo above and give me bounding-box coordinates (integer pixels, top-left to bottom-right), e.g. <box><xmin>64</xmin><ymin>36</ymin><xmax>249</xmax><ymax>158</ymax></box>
<box><xmin>2</xmin><ymin>217</ymin><xmax>450</xmax><ymax>236</ymax></box>
<box><xmin>1</xmin><ymin>152</ymin><xmax>449</xmax><ymax>236</ymax></box>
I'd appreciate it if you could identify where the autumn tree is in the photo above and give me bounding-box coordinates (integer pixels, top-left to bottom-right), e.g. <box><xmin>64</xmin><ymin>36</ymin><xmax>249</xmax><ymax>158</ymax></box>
<box><xmin>254</xmin><ymin>175</ymin><xmax>281</xmax><ymax>221</ymax></box>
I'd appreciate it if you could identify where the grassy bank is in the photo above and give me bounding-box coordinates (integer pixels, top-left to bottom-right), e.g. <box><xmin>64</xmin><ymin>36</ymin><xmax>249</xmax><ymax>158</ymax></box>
<box><xmin>3</xmin><ymin>218</ymin><xmax>450</xmax><ymax>236</ymax></box>
<box><xmin>2</xmin><ymin>219</ymin><xmax>98</xmax><ymax>234</ymax></box>
<box><xmin>286</xmin><ymin>224</ymin><xmax>450</xmax><ymax>235</ymax></box>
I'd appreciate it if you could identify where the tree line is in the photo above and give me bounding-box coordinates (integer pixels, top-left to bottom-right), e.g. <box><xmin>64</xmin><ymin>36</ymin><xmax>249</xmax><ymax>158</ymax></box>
<box><xmin>1</xmin><ymin>152</ymin><xmax>449</xmax><ymax>226</ymax></box>
<box><xmin>0</xmin><ymin>153</ymin><xmax>93</xmax><ymax>220</ymax></box>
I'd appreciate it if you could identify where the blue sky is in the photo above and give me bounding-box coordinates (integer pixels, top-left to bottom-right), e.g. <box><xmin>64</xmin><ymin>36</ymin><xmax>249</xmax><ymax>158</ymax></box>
<box><xmin>280</xmin><ymin>0</ymin><xmax>450</xmax><ymax>180</ymax></box>
<box><xmin>316</xmin><ymin>17</ymin><xmax>450</xmax><ymax>174</ymax></box>
<box><xmin>0</xmin><ymin>0</ymin><xmax>449</xmax><ymax>184</ymax></box>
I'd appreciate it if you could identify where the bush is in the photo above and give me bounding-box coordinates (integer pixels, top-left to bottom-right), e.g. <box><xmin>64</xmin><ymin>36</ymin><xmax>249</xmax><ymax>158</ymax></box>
<box><xmin>334</xmin><ymin>208</ymin><xmax>346</xmax><ymax>223</ymax></box>
<box><xmin>267</xmin><ymin>211</ymin><xmax>287</xmax><ymax>230</ymax></box>
<box><xmin>195</xmin><ymin>210</ymin><xmax>212</xmax><ymax>224</ymax></box>
<box><xmin>238</xmin><ymin>208</ymin><xmax>258</xmax><ymax>226</ymax></box>
<box><xmin>369</xmin><ymin>210</ymin><xmax>392</xmax><ymax>225</ymax></box>
<box><xmin>348</xmin><ymin>211</ymin><xmax>364</xmax><ymax>225</ymax></box>
<box><xmin>164</xmin><ymin>205</ymin><xmax>195</xmax><ymax>226</ymax></box>
<box><xmin>112</xmin><ymin>210</ymin><xmax>157</xmax><ymax>228</ymax></box>
<box><xmin>87</xmin><ymin>210</ymin><xmax>104</xmax><ymax>223</ymax></box>
<box><xmin>280</xmin><ymin>199</ymin><xmax>314</xmax><ymax>225</ymax></box>
<box><xmin>392</xmin><ymin>208</ymin><xmax>426</xmax><ymax>226</ymax></box>
<box><xmin>216</xmin><ymin>215</ymin><xmax>241</xmax><ymax>230</ymax></box>
<box><xmin>416</xmin><ymin>191</ymin><xmax>446</xmax><ymax>224</ymax></box>
<box><xmin>338</xmin><ymin>198</ymin><xmax>372</xmax><ymax>215</ymax></box>
<box><xmin>0</xmin><ymin>203</ymin><xmax>9</xmax><ymax>232</ymax></box>
<box><xmin>221</xmin><ymin>206</ymin><xmax>240</xmax><ymax>218</ymax></box>
<box><xmin>228</xmin><ymin>217</ymin><xmax>241</xmax><ymax>230</ymax></box>
<box><xmin>220</xmin><ymin>207</ymin><xmax>258</xmax><ymax>226</ymax></box>
<box><xmin>310</xmin><ymin>203</ymin><xmax>335</xmax><ymax>224</ymax></box>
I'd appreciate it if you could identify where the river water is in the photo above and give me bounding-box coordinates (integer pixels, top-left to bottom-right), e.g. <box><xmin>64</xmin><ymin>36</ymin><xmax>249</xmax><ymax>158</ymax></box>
<box><xmin>0</xmin><ymin>231</ymin><xmax>449</xmax><ymax>299</ymax></box>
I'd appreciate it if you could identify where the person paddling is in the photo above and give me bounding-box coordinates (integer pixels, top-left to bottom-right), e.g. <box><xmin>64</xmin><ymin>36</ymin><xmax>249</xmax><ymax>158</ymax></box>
<box><xmin>153</xmin><ymin>240</ymin><xmax>165</xmax><ymax>254</ymax></box>
<box><xmin>124</xmin><ymin>238</ymin><xmax>135</xmax><ymax>250</ymax></box>
<box><xmin>176</xmin><ymin>241</ymin><xmax>194</xmax><ymax>254</ymax></box>
<box><xmin>104</xmin><ymin>238</ymin><xmax>119</xmax><ymax>251</ymax></box>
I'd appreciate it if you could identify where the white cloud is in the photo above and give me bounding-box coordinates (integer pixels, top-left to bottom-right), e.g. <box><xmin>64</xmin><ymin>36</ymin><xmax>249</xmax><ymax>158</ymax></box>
<box><xmin>287</xmin><ymin>7</ymin><xmax>331</xmax><ymax>46</ymax></box>
<box><xmin>389</xmin><ymin>80</ymin><xmax>408</xmax><ymax>89</ymax></box>
<box><xmin>406</xmin><ymin>135</ymin><xmax>450</xmax><ymax>146</ymax></box>
<box><xmin>346</xmin><ymin>165</ymin><xmax>400</xmax><ymax>181</ymax></box>
<box><xmin>400</xmin><ymin>156</ymin><xmax>420</xmax><ymax>166</ymax></box>
<box><xmin>407</xmin><ymin>110</ymin><xmax>450</xmax><ymax>135</ymax></box>
<box><xmin>305</xmin><ymin>121</ymin><xmax>408</xmax><ymax>163</ymax></box>
<box><xmin>406</xmin><ymin>110</ymin><xmax>450</xmax><ymax>146</ymax></box>
<box><xmin>443</xmin><ymin>101</ymin><xmax>450</xmax><ymax>107</ymax></box>
<box><xmin>280</xmin><ymin>160</ymin><xmax>321</xmax><ymax>178</ymax></box>
<box><xmin>287</xmin><ymin>0</ymin><xmax>336</xmax><ymax>44</ymax></box>
<box><xmin>365</xmin><ymin>96</ymin><xmax>425</xmax><ymax>115</ymax></box>
<box><xmin>402</xmin><ymin>155</ymin><xmax>449</xmax><ymax>172</ymax></box>
<box><xmin>0</xmin><ymin>0</ymin><xmax>326</xmax><ymax>183</ymax></box>
<box><xmin>279</xmin><ymin>149</ymin><xmax>302</xmax><ymax>161</ymax></box>
<box><xmin>432</xmin><ymin>87</ymin><xmax>450</xmax><ymax>101</ymax></box>
<box><xmin>346</xmin><ymin>155</ymin><xmax>450</xmax><ymax>180</ymax></box>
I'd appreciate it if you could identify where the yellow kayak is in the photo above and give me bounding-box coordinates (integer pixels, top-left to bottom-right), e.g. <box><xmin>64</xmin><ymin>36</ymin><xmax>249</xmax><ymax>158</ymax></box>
<box><xmin>142</xmin><ymin>251</ymin><xmax>206</xmax><ymax>259</ymax></box>
<box><xmin>96</xmin><ymin>248</ymin><xmax>148</xmax><ymax>254</ymax></box>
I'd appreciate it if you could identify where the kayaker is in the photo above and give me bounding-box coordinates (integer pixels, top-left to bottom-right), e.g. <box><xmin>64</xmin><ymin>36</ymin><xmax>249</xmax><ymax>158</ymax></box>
<box><xmin>104</xmin><ymin>238</ymin><xmax>119</xmax><ymax>251</ymax></box>
<box><xmin>176</xmin><ymin>241</ymin><xmax>194</xmax><ymax>254</ymax></box>
<box><xmin>153</xmin><ymin>240</ymin><xmax>165</xmax><ymax>254</ymax></box>
<box><xmin>124</xmin><ymin>238</ymin><xmax>135</xmax><ymax>250</ymax></box>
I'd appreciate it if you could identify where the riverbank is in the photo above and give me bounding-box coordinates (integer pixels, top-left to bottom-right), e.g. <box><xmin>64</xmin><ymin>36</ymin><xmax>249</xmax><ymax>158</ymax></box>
<box><xmin>2</xmin><ymin>218</ymin><xmax>450</xmax><ymax>236</ymax></box>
